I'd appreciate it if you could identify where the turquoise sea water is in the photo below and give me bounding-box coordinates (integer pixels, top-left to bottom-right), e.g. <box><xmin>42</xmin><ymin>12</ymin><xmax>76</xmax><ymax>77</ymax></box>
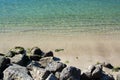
<box><xmin>0</xmin><ymin>0</ymin><xmax>120</xmax><ymax>33</ymax></box>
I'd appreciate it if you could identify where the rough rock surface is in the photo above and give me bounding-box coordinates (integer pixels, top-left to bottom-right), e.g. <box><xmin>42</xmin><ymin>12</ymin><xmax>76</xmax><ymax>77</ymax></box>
<box><xmin>0</xmin><ymin>56</ymin><xmax>10</xmax><ymax>79</ymax></box>
<box><xmin>9</xmin><ymin>46</ymin><xmax>25</xmax><ymax>56</ymax></box>
<box><xmin>92</xmin><ymin>65</ymin><xmax>103</xmax><ymax>79</ymax></box>
<box><xmin>46</xmin><ymin>73</ymin><xmax>57</xmax><ymax>80</ymax></box>
<box><xmin>3</xmin><ymin>64</ymin><xmax>33</xmax><ymax>80</ymax></box>
<box><xmin>39</xmin><ymin>57</ymin><xmax>54</xmax><ymax>68</ymax></box>
<box><xmin>45</xmin><ymin>61</ymin><xmax>67</xmax><ymax>73</ymax></box>
<box><xmin>60</xmin><ymin>66</ymin><xmax>81</xmax><ymax>80</ymax></box>
<box><xmin>10</xmin><ymin>54</ymin><xmax>30</xmax><ymax>66</ymax></box>
<box><xmin>29</xmin><ymin>66</ymin><xmax>50</xmax><ymax>80</ymax></box>
<box><xmin>101</xmin><ymin>73</ymin><xmax>114</xmax><ymax>80</ymax></box>
<box><xmin>27</xmin><ymin>61</ymin><xmax>50</xmax><ymax>80</ymax></box>
<box><xmin>0</xmin><ymin>46</ymin><xmax>117</xmax><ymax>80</ymax></box>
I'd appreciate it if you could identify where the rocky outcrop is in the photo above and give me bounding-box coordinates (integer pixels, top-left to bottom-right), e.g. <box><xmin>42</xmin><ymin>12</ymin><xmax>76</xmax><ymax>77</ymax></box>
<box><xmin>81</xmin><ymin>64</ymin><xmax>115</xmax><ymax>80</ymax></box>
<box><xmin>29</xmin><ymin>66</ymin><xmax>50</xmax><ymax>80</ymax></box>
<box><xmin>10</xmin><ymin>54</ymin><xmax>30</xmax><ymax>66</ymax></box>
<box><xmin>6</xmin><ymin>46</ymin><xmax>25</xmax><ymax>57</ymax></box>
<box><xmin>3</xmin><ymin>64</ymin><xmax>33</xmax><ymax>80</ymax></box>
<box><xmin>39</xmin><ymin>57</ymin><xmax>54</xmax><ymax>68</ymax></box>
<box><xmin>0</xmin><ymin>46</ymin><xmax>117</xmax><ymax>80</ymax></box>
<box><xmin>45</xmin><ymin>61</ymin><xmax>67</xmax><ymax>73</ymax></box>
<box><xmin>60</xmin><ymin>66</ymin><xmax>81</xmax><ymax>80</ymax></box>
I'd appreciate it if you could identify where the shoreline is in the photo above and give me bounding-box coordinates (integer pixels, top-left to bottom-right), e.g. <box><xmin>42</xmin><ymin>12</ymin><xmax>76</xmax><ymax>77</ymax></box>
<box><xmin>0</xmin><ymin>30</ymin><xmax>120</xmax><ymax>79</ymax></box>
<box><xmin>0</xmin><ymin>31</ymin><xmax>120</xmax><ymax>69</ymax></box>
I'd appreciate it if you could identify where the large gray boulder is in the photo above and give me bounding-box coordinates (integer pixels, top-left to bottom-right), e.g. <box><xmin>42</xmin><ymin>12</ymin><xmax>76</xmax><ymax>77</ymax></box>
<box><xmin>10</xmin><ymin>54</ymin><xmax>30</xmax><ymax>66</ymax></box>
<box><xmin>39</xmin><ymin>57</ymin><xmax>54</xmax><ymax>68</ymax></box>
<box><xmin>101</xmin><ymin>73</ymin><xmax>114</xmax><ymax>80</ymax></box>
<box><xmin>45</xmin><ymin>61</ymin><xmax>66</xmax><ymax>73</ymax></box>
<box><xmin>3</xmin><ymin>64</ymin><xmax>33</xmax><ymax>80</ymax></box>
<box><xmin>55</xmin><ymin>72</ymin><xmax>61</xmax><ymax>79</ymax></box>
<box><xmin>81</xmin><ymin>65</ymin><xmax>96</xmax><ymax>80</ymax></box>
<box><xmin>81</xmin><ymin>70</ymin><xmax>92</xmax><ymax>80</ymax></box>
<box><xmin>81</xmin><ymin>64</ymin><xmax>114</xmax><ymax>80</ymax></box>
<box><xmin>60</xmin><ymin>66</ymin><xmax>81</xmax><ymax>80</ymax></box>
<box><xmin>27</xmin><ymin>62</ymin><xmax>50</xmax><ymax>80</ymax></box>
<box><xmin>92</xmin><ymin>65</ymin><xmax>103</xmax><ymax>79</ymax></box>
<box><xmin>0</xmin><ymin>56</ymin><xmax>10</xmax><ymax>79</ymax></box>
<box><xmin>88</xmin><ymin>65</ymin><xmax>96</xmax><ymax>73</ymax></box>
<box><xmin>30</xmin><ymin>67</ymin><xmax>50</xmax><ymax>80</ymax></box>
<box><xmin>46</xmin><ymin>73</ymin><xmax>57</xmax><ymax>80</ymax></box>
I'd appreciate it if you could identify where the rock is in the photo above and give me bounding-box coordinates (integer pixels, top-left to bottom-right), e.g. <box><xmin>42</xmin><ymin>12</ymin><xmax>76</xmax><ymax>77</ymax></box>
<box><xmin>0</xmin><ymin>56</ymin><xmax>10</xmax><ymax>72</ymax></box>
<box><xmin>60</xmin><ymin>66</ymin><xmax>81</xmax><ymax>80</ymax></box>
<box><xmin>9</xmin><ymin>46</ymin><xmax>25</xmax><ymax>55</ymax></box>
<box><xmin>88</xmin><ymin>65</ymin><xmax>96</xmax><ymax>73</ymax></box>
<box><xmin>29</xmin><ymin>66</ymin><xmax>50</xmax><ymax>80</ymax></box>
<box><xmin>10</xmin><ymin>54</ymin><xmax>30</xmax><ymax>66</ymax></box>
<box><xmin>55</xmin><ymin>72</ymin><xmax>60</xmax><ymax>79</ymax></box>
<box><xmin>27</xmin><ymin>61</ymin><xmax>50</xmax><ymax>80</ymax></box>
<box><xmin>0</xmin><ymin>53</ymin><xmax>5</xmax><ymax>56</ymax></box>
<box><xmin>0</xmin><ymin>56</ymin><xmax>10</xmax><ymax>79</ymax></box>
<box><xmin>45</xmin><ymin>61</ymin><xmax>67</xmax><ymax>73</ymax></box>
<box><xmin>81</xmin><ymin>70</ymin><xmax>92</xmax><ymax>80</ymax></box>
<box><xmin>28</xmin><ymin>47</ymin><xmax>44</xmax><ymax>61</ymax></box>
<box><xmin>6</xmin><ymin>46</ymin><xmax>25</xmax><ymax>57</ymax></box>
<box><xmin>46</xmin><ymin>73</ymin><xmax>57</xmax><ymax>80</ymax></box>
<box><xmin>101</xmin><ymin>73</ymin><xmax>114</xmax><ymax>80</ymax></box>
<box><xmin>96</xmin><ymin>64</ymin><xmax>103</xmax><ymax>70</ymax></box>
<box><xmin>92</xmin><ymin>65</ymin><xmax>103</xmax><ymax>79</ymax></box>
<box><xmin>6</xmin><ymin>51</ymin><xmax>16</xmax><ymax>57</ymax></box>
<box><xmin>102</xmin><ymin>62</ymin><xmax>113</xmax><ymax>69</ymax></box>
<box><xmin>31</xmin><ymin>47</ymin><xmax>44</xmax><ymax>56</ymax></box>
<box><xmin>10</xmin><ymin>54</ymin><xmax>22</xmax><ymax>63</ymax></box>
<box><xmin>27</xmin><ymin>61</ymin><xmax>41</xmax><ymax>70</ymax></box>
<box><xmin>117</xmin><ymin>73</ymin><xmax>120</xmax><ymax>80</ymax></box>
<box><xmin>43</xmin><ymin>51</ymin><xmax>54</xmax><ymax>57</ymax></box>
<box><xmin>39</xmin><ymin>57</ymin><xmax>54</xmax><ymax>68</ymax></box>
<box><xmin>3</xmin><ymin>64</ymin><xmax>33</xmax><ymax>80</ymax></box>
<box><xmin>29</xmin><ymin>55</ymin><xmax>41</xmax><ymax>61</ymax></box>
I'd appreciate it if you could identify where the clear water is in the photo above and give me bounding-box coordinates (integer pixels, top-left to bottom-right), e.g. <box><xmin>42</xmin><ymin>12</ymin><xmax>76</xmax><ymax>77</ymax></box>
<box><xmin>0</xmin><ymin>0</ymin><xmax>120</xmax><ymax>33</ymax></box>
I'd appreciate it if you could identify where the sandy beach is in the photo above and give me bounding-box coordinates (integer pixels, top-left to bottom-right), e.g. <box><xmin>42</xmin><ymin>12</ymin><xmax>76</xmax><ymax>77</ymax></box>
<box><xmin>0</xmin><ymin>32</ymin><xmax>120</xmax><ymax>71</ymax></box>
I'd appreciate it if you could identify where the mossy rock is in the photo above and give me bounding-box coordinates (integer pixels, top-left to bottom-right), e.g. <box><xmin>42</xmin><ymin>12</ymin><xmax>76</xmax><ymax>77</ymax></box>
<box><xmin>10</xmin><ymin>46</ymin><xmax>25</xmax><ymax>54</ymax></box>
<box><xmin>6</xmin><ymin>46</ymin><xmax>25</xmax><ymax>57</ymax></box>
<box><xmin>112</xmin><ymin>67</ymin><xmax>120</xmax><ymax>72</ymax></box>
<box><xmin>55</xmin><ymin>49</ymin><xmax>64</xmax><ymax>52</ymax></box>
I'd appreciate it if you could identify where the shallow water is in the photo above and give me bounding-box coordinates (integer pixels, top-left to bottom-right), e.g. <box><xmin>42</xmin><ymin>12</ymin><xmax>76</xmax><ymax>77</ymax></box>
<box><xmin>0</xmin><ymin>0</ymin><xmax>120</xmax><ymax>34</ymax></box>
